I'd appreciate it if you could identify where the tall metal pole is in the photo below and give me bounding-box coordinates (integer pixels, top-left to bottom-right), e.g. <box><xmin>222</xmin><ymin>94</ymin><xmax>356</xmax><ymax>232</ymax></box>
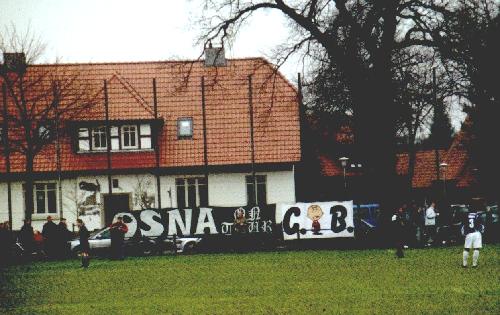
<box><xmin>248</xmin><ymin>75</ymin><xmax>257</xmax><ymax>205</ymax></box>
<box><xmin>53</xmin><ymin>82</ymin><xmax>63</xmax><ymax>218</ymax></box>
<box><xmin>343</xmin><ymin>167</ymin><xmax>347</xmax><ymax>189</ymax></box>
<box><xmin>104</xmin><ymin>80</ymin><xmax>112</xmax><ymax>196</ymax></box>
<box><xmin>153</xmin><ymin>78</ymin><xmax>162</xmax><ymax>209</ymax></box>
<box><xmin>298</xmin><ymin>73</ymin><xmax>304</xmax><ymax>163</ymax></box>
<box><xmin>201</xmin><ymin>76</ymin><xmax>209</xmax><ymax>206</ymax></box>
<box><xmin>2</xmin><ymin>83</ymin><xmax>13</xmax><ymax>229</ymax></box>
<box><xmin>432</xmin><ymin>68</ymin><xmax>441</xmax><ymax>182</ymax></box>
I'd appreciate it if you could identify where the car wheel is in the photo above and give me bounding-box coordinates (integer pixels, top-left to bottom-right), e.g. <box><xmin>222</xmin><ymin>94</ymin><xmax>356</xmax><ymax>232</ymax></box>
<box><xmin>72</xmin><ymin>245</ymin><xmax>82</xmax><ymax>256</ymax></box>
<box><xmin>183</xmin><ymin>242</ymin><xmax>196</xmax><ymax>254</ymax></box>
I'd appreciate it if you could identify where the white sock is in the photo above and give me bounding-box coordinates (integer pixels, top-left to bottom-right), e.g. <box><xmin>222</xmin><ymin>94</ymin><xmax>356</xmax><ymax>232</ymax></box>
<box><xmin>463</xmin><ymin>251</ymin><xmax>469</xmax><ymax>266</ymax></box>
<box><xmin>473</xmin><ymin>250</ymin><xmax>479</xmax><ymax>266</ymax></box>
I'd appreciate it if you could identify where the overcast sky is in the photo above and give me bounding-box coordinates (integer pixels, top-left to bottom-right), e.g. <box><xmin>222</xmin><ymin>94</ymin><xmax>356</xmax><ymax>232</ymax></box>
<box><xmin>0</xmin><ymin>0</ymin><xmax>301</xmax><ymax>79</ymax></box>
<box><xmin>1</xmin><ymin>0</ymin><xmax>466</xmax><ymax>130</ymax></box>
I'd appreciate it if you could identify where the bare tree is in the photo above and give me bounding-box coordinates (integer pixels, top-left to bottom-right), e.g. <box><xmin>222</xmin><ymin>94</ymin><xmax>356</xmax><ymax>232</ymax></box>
<box><xmin>1</xmin><ymin>26</ymin><xmax>99</xmax><ymax>220</ymax></box>
<box><xmin>196</xmin><ymin>0</ymin><xmax>456</xmax><ymax>210</ymax></box>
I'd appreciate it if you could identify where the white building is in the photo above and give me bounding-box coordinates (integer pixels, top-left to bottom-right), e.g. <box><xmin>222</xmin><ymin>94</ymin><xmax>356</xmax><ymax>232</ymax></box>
<box><xmin>0</xmin><ymin>49</ymin><xmax>301</xmax><ymax>231</ymax></box>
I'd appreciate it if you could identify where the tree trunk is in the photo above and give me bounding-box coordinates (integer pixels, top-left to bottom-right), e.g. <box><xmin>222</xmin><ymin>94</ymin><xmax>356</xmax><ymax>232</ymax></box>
<box><xmin>24</xmin><ymin>150</ymin><xmax>35</xmax><ymax>221</ymax></box>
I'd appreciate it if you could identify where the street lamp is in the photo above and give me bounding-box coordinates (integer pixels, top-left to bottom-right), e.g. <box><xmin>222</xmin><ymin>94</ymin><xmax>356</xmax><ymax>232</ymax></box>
<box><xmin>339</xmin><ymin>157</ymin><xmax>349</xmax><ymax>189</ymax></box>
<box><xmin>440</xmin><ymin>162</ymin><xmax>448</xmax><ymax>197</ymax></box>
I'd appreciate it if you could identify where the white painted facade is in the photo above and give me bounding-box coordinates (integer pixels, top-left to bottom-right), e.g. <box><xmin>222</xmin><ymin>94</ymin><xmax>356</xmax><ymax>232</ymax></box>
<box><xmin>0</xmin><ymin>170</ymin><xmax>296</xmax><ymax>231</ymax></box>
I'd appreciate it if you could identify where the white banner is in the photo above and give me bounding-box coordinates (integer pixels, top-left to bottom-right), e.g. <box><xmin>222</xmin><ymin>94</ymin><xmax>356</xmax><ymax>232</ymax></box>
<box><xmin>276</xmin><ymin>201</ymin><xmax>354</xmax><ymax>240</ymax></box>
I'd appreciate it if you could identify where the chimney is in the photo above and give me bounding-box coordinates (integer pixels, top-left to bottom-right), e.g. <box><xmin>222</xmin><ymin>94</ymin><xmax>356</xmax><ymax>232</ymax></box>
<box><xmin>204</xmin><ymin>43</ymin><xmax>226</xmax><ymax>67</ymax></box>
<box><xmin>2</xmin><ymin>52</ymin><xmax>27</xmax><ymax>74</ymax></box>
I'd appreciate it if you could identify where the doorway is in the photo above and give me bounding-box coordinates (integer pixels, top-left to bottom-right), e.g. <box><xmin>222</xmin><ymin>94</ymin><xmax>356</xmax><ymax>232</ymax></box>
<box><xmin>103</xmin><ymin>194</ymin><xmax>131</xmax><ymax>226</ymax></box>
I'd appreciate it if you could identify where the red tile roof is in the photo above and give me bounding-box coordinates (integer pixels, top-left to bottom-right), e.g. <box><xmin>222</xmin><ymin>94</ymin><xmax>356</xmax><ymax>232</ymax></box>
<box><xmin>319</xmin><ymin>128</ymin><xmax>476</xmax><ymax>189</ymax></box>
<box><xmin>0</xmin><ymin>58</ymin><xmax>301</xmax><ymax>174</ymax></box>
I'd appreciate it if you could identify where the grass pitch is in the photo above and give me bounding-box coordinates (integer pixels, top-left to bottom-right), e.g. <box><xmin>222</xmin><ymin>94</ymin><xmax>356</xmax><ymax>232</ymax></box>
<box><xmin>1</xmin><ymin>245</ymin><xmax>499</xmax><ymax>314</ymax></box>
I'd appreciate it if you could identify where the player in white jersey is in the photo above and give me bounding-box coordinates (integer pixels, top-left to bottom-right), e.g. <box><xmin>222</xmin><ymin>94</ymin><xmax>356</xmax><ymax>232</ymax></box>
<box><xmin>461</xmin><ymin>211</ymin><xmax>484</xmax><ymax>268</ymax></box>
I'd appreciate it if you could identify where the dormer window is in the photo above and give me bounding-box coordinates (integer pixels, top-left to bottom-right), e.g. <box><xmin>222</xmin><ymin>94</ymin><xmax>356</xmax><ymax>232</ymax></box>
<box><xmin>75</xmin><ymin>122</ymin><xmax>154</xmax><ymax>153</ymax></box>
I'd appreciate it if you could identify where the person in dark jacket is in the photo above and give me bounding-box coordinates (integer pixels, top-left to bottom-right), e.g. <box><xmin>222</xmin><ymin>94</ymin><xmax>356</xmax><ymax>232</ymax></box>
<box><xmin>109</xmin><ymin>216</ymin><xmax>128</xmax><ymax>260</ymax></box>
<box><xmin>19</xmin><ymin>219</ymin><xmax>35</xmax><ymax>260</ymax></box>
<box><xmin>0</xmin><ymin>222</ymin><xmax>12</xmax><ymax>267</ymax></box>
<box><xmin>57</xmin><ymin>218</ymin><xmax>72</xmax><ymax>259</ymax></box>
<box><xmin>392</xmin><ymin>206</ymin><xmax>408</xmax><ymax>258</ymax></box>
<box><xmin>76</xmin><ymin>219</ymin><xmax>90</xmax><ymax>268</ymax></box>
<box><xmin>42</xmin><ymin>216</ymin><xmax>58</xmax><ymax>259</ymax></box>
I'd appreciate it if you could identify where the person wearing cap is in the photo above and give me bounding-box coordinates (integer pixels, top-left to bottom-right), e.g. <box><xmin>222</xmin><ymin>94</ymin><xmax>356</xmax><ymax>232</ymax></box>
<box><xmin>109</xmin><ymin>216</ymin><xmax>128</xmax><ymax>260</ymax></box>
<box><xmin>42</xmin><ymin>215</ymin><xmax>58</xmax><ymax>259</ymax></box>
<box><xmin>0</xmin><ymin>222</ymin><xmax>13</xmax><ymax>267</ymax></box>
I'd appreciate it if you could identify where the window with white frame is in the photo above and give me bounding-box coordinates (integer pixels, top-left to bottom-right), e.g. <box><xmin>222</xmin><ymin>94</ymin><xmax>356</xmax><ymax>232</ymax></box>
<box><xmin>121</xmin><ymin>125</ymin><xmax>138</xmax><ymax>149</ymax></box>
<box><xmin>77</xmin><ymin>123</ymin><xmax>153</xmax><ymax>152</ymax></box>
<box><xmin>176</xmin><ymin>177</ymin><xmax>208</xmax><ymax>208</ymax></box>
<box><xmin>34</xmin><ymin>183</ymin><xmax>58</xmax><ymax>214</ymax></box>
<box><xmin>177</xmin><ymin>118</ymin><xmax>193</xmax><ymax>139</ymax></box>
<box><xmin>92</xmin><ymin>126</ymin><xmax>107</xmax><ymax>150</ymax></box>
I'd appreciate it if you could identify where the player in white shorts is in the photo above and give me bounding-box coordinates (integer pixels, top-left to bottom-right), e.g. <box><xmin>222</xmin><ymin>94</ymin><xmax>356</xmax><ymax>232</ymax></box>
<box><xmin>461</xmin><ymin>211</ymin><xmax>484</xmax><ymax>268</ymax></box>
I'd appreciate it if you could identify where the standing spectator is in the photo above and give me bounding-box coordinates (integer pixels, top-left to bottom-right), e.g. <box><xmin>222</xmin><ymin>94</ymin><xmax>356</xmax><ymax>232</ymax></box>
<box><xmin>76</xmin><ymin>219</ymin><xmax>90</xmax><ymax>268</ymax></box>
<box><xmin>42</xmin><ymin>216</ymin><xmax>58</xmax><ymax>259</ymax></box>
<box><xmin>414</xmin><ymin>205</ymin><xmax>426</xmax><ymax>247</ymax></box>
<box><xmin>391</xmin><ymin>206</ymin><xmax>407</xmax><ymax>258</ymax></box>
<box><xmin>110</xmin><ymin>216</ymin><xmax>128</xmax><ymax>260</ymax></box>
<box><xmin>425</xmin><ymin>202</ymin><xmax>439</xmax><ymax>246</ymax></box>
<box><xmin>0</xmin><ymin>222</ymin><xmax>10</xmax><ymax>267</ymax></box>
<box><xmin>19</xmin><ymin>219</ymin><xmax>35</xmax><ymax>260</ymax></box>
<box><xmin>57</xmin><ymin>218</ymin><xmax>72</xmax><ymax>259</ymax></box>
<box><xmin>484</xmin><ymin>206</ymin><xmax>494</xmax><ymax>243</ymax></box>
<box><xmin>33</xmin><ymin>230</ymin><xmax>44</xmax><ymax>257</ymax></box>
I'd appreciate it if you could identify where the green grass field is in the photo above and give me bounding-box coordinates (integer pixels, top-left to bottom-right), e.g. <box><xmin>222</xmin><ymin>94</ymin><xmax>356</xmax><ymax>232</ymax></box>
<box><xmin>1</xmin><ymin>245</ymin><xmax>499</xmax><ymax>315</ymax></box>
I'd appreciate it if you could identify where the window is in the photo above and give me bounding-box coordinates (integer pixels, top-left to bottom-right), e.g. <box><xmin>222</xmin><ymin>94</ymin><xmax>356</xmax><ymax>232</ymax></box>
<box><xmin>92</xmin><ymin>126</ymin><xmax>107</xmax><ymax>150</ymax></box>
<box><xmin>246</xmin><ymin>175</ymin><xmax>267</xmax><ymax>205</ymax></box>
<box><xmin>77</xmin><ymin>123</ymin><xmax>154</xmax><ymax>152</ymax></box>
<box><xmin>0</xmin><ymin>126</ymin><xmax>4</xmax><ymax>145</ymax></box>
<box><xmin>177</xmin><ymin>118</ymin><xmax>193</xmax><ymax>139</ymax></box>
<box><xmin>121</xmin><ymin>125</ymin><xmax>138</xmax><ymax>149</ymax></box>
<box><xmin>176</xmin><ymin>177</ymin><xmax>208</xmax><ymax>208</ymax></box>
<box><xmin>34</xmin><ymin>183</ymin><xmax>57</xmax><ymax>214</ymax></box>
<box><xmin>38</xmin><ymin>124</ymin><xmax>53</xmax><ymax>141</ymax></box>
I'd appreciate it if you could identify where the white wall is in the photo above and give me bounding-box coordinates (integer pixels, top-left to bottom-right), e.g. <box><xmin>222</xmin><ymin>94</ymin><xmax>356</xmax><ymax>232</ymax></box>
<box><xmin>208</xmin><ymin>173</ymin><xmax>248</xmax><ymax>206</ymax></box>
<box><xmin>1</xmin><ymin>169</ymin><xmax>296</xmax><ymax>231</ymax></box>
<box><xmin>266</xmin><ymin>170</ymin><xmax>296</xmax><ymax>204</ymax></box>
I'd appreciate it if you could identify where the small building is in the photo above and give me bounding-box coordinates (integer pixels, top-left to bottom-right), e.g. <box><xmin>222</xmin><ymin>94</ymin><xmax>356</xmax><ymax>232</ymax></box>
<box><xmin>0</xmin><ymin>48</ymin><xmax>301</xmax><ymax>230</ymax></box>
<box><xmin>311</xmin><ymin>123</ymin><xmax>477</xmax><ymax>204</ymax></box>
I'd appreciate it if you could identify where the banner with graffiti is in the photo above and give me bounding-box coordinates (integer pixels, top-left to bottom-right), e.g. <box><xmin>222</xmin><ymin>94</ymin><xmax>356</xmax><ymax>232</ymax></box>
<box><xmin>112</xmin><ymin>205</ymin><xmax>275</xmax><ymax>239</ymax></box>
<box><xmin>276</xmin><ymin>201</ymin><xmax>354</xmax><ymax>240</ymax></box>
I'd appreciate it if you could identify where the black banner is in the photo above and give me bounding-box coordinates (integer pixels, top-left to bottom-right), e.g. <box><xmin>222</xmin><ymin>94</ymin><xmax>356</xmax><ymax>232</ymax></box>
<box><xmin>112</xmin><ymin>205</ymin><xmax>275</xmax><ymax>238</ymax></box>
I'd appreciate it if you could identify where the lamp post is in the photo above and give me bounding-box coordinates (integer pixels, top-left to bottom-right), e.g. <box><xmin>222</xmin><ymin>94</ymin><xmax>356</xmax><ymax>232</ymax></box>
<box><xmin>339</xmin><ymin>157</ymin><xmax>349</xmax><ymax>190</ymax></box>
<box><xmin>440</xmin><ymin>162</ymin><xmax>448</xmax><ymax>198</ymax></box>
